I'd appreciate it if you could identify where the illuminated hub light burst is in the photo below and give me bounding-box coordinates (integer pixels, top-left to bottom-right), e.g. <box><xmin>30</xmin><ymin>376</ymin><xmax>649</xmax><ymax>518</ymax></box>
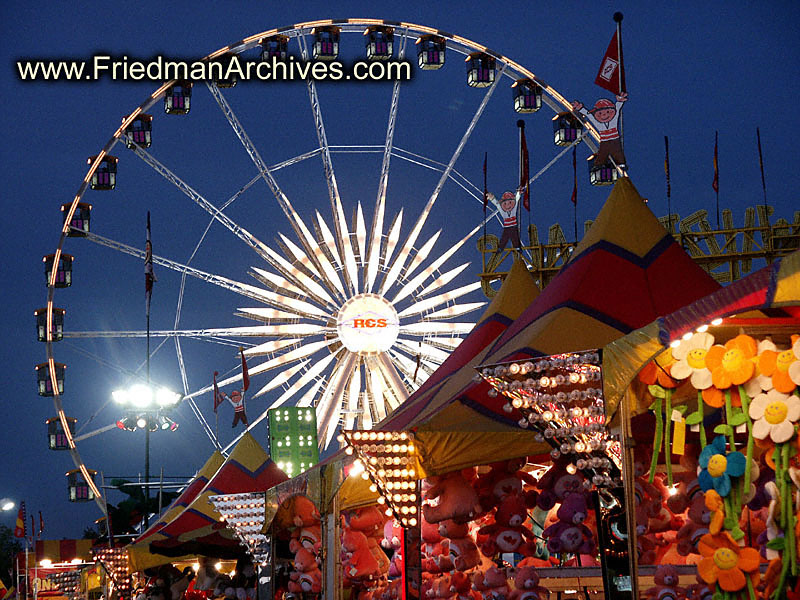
<box><xmin>226</xmin><ymin>201</ymin><xmax>485</xmax><ymax>449</ymax></box>
<box><xmin>478</xmin><ymin>350</ymin><xmax>622</xmax><ymax>488</ymax></box>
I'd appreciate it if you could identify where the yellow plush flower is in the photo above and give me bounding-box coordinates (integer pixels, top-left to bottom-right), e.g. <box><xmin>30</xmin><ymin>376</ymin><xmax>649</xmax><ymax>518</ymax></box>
<box><xmin>706</xmin><ymin>334</ymin><xmax>757</xmax><ymax>389</ymax></box>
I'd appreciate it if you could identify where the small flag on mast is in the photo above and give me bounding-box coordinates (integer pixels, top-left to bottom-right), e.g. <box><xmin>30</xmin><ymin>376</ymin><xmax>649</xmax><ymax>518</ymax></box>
<box><xmin>213</xmin><ymin>371</ymin><xmax>224</xmax><ymax>413</ymax></box>
<box><xmin>13</xmin><ymin>502</ymin><xmax>25</xmax><ymax>538</ymax></box>
<box><xmin>145</xmin><ymin>211</ymin><xmax>156</xmax><ymax>315</ymax></box>
<box><xmin>594</xmin><ymin>23</ymin><xmax>626</xmax><ymax>94</ymax></box>
<box><xmin>519</xmin><ymin>122</ymin><xmax>530</xmax><ymax>211</ymax></box>
<box><xmin>570</xmin><ymin>146</ymin><xmax>578</xmax><ymax>206</ymax></box>
<box><xmin>38</xmin><ymin>511</ymin><xmax>44</xmax><ymax>536</ymax></box>
<box><xmin>240</xmin><ymin>348</ymin><xmax>250</xmax><ymax>392</ymax></box>
<box><xmin>712</xmin><ymin>132</ymin><xmax>719</xmax><ymax>194</ymax></box>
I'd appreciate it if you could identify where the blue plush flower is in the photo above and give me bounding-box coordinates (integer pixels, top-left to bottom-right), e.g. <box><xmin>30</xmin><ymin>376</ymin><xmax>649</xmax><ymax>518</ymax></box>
<box><xmin>698</xmin><ymin>435</ymin><xmax>746</xmax><ymax>497</ymax></box>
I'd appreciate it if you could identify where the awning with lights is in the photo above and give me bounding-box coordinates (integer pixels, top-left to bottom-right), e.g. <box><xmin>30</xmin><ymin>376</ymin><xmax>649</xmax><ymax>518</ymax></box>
<box><xmin>127</xmin><ymin>451</ymin><xmax>225</xmax><ymax>572</ymax></box>
<box><xmin>146</xmin><ymin>433</ymin><xmax>287</xmax><ymax>560</ymax></box>
<box><xmin>35</xmin><ymin>539</ymin><xmax>94</xmax><ymax>565</ymax></box>
<box><xmin>603</xmin><ymin>248</ymin><xmax>800</xmax><ymax>418</ymax></box>
<box><xmin>382</xmin><ymin>178</ymin><xmax>721</xmax><ymax>475</ymax></box>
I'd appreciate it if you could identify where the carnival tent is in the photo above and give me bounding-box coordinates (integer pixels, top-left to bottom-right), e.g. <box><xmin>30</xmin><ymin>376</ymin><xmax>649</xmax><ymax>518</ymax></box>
<box><xmin>129</xmin><ymin>433</ymin><xmax>285</xmax><ymax>564</ymax></box>
<box><xmin>603</xmin><ymin>247</ymin><xmax>800</xmax><ymax>419</ymax></box>
<box><xmin>127</xmin><ymin>451</ymin><xmax>225</xmax><ymax>571</ymax></box>
<box><xmin>393</xmin><ymin>177</ymin><xmax>722</xmax><ymax>475</ymax></box>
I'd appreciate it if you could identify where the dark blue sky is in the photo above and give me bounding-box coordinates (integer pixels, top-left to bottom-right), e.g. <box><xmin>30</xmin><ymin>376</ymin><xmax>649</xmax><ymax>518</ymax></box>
<box><xmin>2</xmin><ymin>1</ymin><xmax>799</xmax><ymax>540</ymax></box>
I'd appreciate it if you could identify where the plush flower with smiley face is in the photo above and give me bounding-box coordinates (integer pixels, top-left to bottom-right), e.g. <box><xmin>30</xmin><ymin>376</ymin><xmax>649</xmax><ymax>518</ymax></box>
<box><xmin>705</xmin><ymin>334</ymin><xmax>758</xmax><ymax>389</ymax></box>
<box><xmin>671</xmin><ymin>332</ymin><xmax>715</xmax><ymax>389</ymax></box>
<box><xmin>698</xmin><ymin>436</ymin><xmax>746</xmax><ymax>497</ymax></box>
<box><xmin>748</xmin><ymin>388</ymin><xmax>800</xmax><ymax>444</ymax></box>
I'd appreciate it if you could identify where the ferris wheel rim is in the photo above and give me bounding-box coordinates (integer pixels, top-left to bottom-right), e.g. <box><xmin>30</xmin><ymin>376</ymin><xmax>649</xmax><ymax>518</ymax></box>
<box><xmin>45</xmin><ymin>17</ymin><xmax>603</xmax><ymax>515</ymax></box>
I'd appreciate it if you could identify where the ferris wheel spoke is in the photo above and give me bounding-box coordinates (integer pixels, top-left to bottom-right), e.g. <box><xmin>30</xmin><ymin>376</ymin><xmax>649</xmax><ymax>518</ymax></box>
<box><xmin>242</xmin><ymin>337</ymin><xmax>302</xmax><ymax>358</ymax></box>
<box><xmin>275</xmin><ymin>235</ymin><xmax>339</xmax><ymax>307</ymax></box>
<box><xmin>295</xmin><ymin>377</ymin><xmax>326</xmax><ymax>408</ymax></box>
<box><xmin>205</xmin><ymin>82</ymin><xmax>339</xmax><ymax>292</ymax></box>
<box><xmin>333</xmin><ymin>197</ymin><xmax>360</xmax><ymax>293</ymax></box>
<box><xmin>127</xmin><ymin>143</ymin><xmax>277</xmax><ymax>263</ymax></box>
<box><xmin>382</xmin><ymin>210</ymin><xmax>403</xmax><ymax>269</ymax></box>
<box><xmin>391</xmin><ymin>222</ymin><xmax>484</xmax><ymax>304</ymax></box>
<box><xmin>402</xmin><ymin>230</ymin><xmax>441</xmax><ymax>282</ymax></box>
<box><xmin>397</xmin><ymin>281</ymin><xmax>482</xmax><ymax>318</ymax></box>
<box><xmin>427</xmin><ymin>336</ymin><xmax>464</xmax><ymax>351</ymax></box>
<box><xmin>355</xmin><ymin>203</ymin><xmax>367</xmax><ymax>266</ymax></box>
<box><xmin>365</xmin><ymin>364</ymin><xmax>387</xmax><ymax>421</ymax></box>
<box><xmin>257</xmin><ymin>240</ymin><xmax>336</xmax><ymax>308</ymax></box>
<box><xmin>316</xmin><ymin>352</ymin><xmax>358</xmax><ymax>449</ymax></box>
<box><xmin>344</xmin><ymin>361</ymin><xmax>361</xmax><ymax>432</ymax></box>
<box><xmin>423</xmin><ymin>302</ymin><xmax>486</xmax><ymax>320</ymax></box>
<box><xmin>314</xmin><ymin>211</ymin><xmax>347</xmax><ymax>289</ymax></box>
<box><xmin>248</xmin><ymin>338</ymin><xmax>337</xmax><ymax>379</ymax></box>
<box><xmin>64</xmin><ymin>325</ymin><xmax>323</xmax><ymax>339</ymax></box>
<box><xmin>387</xmin><ymin>348</ymin><xmax>432</xmax><ymax>387</ymax></box>
<box><xmin>365</xmin><ymin>32</ymin><xmax>407</xmax><ymax>294</ymax></box>
<box><xmin>251</xmin><ymin>359</ymin><xmax>309</xmax><ymax>398</ymax></box>
<box><xmin>392</xmin><ymin>147</ymin><xmax>483</xmax><ymax>199</ymax></box>
<box><xmin>175</xmin><ymin>335</ymin><xmax>219</xmax><ymax>449</ymax></box>
<box><xmin>416</xmin><ymin>263</ymin><xmax>471</xmax><ymax>297</ymax></box>
<box><xmin>268</xmin><ymin>350</ymin><xmax>340</xmax><ymax>406</ymax></box>
<box><xmin>394</xmin><ymin>339</ymin><xmax>450</xmax><ymax>364</ymax></box>
<box><xmin>400</xmin><ymin>321</ymin><xmax>474</xmax><ymax>336</ymax></box>
<box><xmin>529</xmin><ymin>138</ymin><xmax>582</xmax><ymax>187</ymax></box>
<box><xmin>250</xmin><ymin>267</ymin><xmax>309</xmax><ymax>299</ymax></box>
<box><xmin>372</xmin><ymin>353</ymin><xmax>409</xmax><ymax>408</ymax></box>
<box><xmin>73</xmin><ymin>423</ymin><xmax>118</xmax><ymax>443</ymax></box>
<box><xmin>378</xmin><ymin>63</ymin><xmax>507</xmax><ymax>295</ymax></box>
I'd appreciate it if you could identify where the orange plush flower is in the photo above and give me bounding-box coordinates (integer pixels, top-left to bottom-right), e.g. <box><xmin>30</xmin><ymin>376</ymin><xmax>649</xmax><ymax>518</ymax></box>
<box><xmin>759</xmin><ymin>336</ymin><xmax>799</xmax><ymax>394</ymax></box>
<box><xmin>701</xmin><ymin>385</ymin><xmax>742</xmax><ymax>409</ymax></box>
<box><xmin>705</xmin><ymin>335</ymin><xmax>757</xmax><ymax>389</ymax></box>
<box><xmin>696</xmin><ymin>532</ymin><xmax>761</xmax><ymax>592</ymax></box>
<box><xmin>703</xmin><ymin>489</ymin><xmax>725</xmax><ymax>534</ymax></box>
<box><xmin>638</xmin><ymin>349</ymin><xmax>679</xmax><ymax>389</ymax></box>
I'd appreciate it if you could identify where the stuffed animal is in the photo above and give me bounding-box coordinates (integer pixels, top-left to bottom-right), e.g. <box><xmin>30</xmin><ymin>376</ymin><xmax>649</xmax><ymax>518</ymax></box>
<box><xmin>477</xmin><ymin>493</ymin><xmax>534</xmax><ymax>557</ymax></box>
<box><xmin>541</xmin><ymin>493</ymin><xmax>595</xmax><ymax>555</ymax></box>
<box><xmin>438</xmin><ymin>519</ymin><xmax>481</xmax><ymax>572</ymax></box>
<box><xmin>508</xmin><ymin>564</ymin><xmax>549</xmax><ymax>600</ymax></box>
<box><xmin>422</xmin><ymin>518</ymin><xmax>450</xmax><ymax>574</ymax></box>
<box><xmin>287</xmin><ymin>547</ymin><xmax>322</xmax><ymax>595</ymax></box>
<box><xmin>291</xmin><ymin>496</ymin><xmax>322</xmax><ymax>555</ymax></box>
<box><xmin>230</xmin><ymin>557</ymin><xmax>257</xmax><ymax>600</ymax></box>
<box><xmin>348</xmin><ymin>507</ymin><xmax>391</xmax><ymax>574</ymax></box>
<box><xmin>342</xmin><ymin>527</ymin><xmax>382</xmax><ymax>582</ymax></box>
<box><xmin>423</xmin><ymin>470</ymin><xmax>483</xmax><ymax>524</ymax></box>
<box><xmin>475</xmin><ymin>457</ymin><xmax>538</xmax><ymax>511</ymax></box>
<box><xmin>427</xmin><ymin>574</ymin><xmax>455</xmax><ymax>600</ymax></box>
<box><xmin>472</xmin><ymin>565</ymin><xmax>510</xmax><ymax>600</ymax></box>
<box><xmin>382</xmin><ymin>520</ymin><xmax>404</xmax><ymax>579</ymax></box>
<box><xmin>643</xmin><ymin>565</ymin><xmax>684</xmax><ymax>600</ymax></box>
<box><xmin>449</xmin><ymin>571</ymin><xmax>479</xmax><ymax>600</ymax></box>
<box><xmin>676</xmin><ymin>493</ymin><xmax>708</xmax><ymax>558</ymax></box>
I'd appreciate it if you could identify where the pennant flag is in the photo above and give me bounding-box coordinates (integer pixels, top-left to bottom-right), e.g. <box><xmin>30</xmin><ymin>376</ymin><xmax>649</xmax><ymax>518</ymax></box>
<box><xmin>212</xmin><ymin>371</ymin><xmax>224</xmax><ymax>413</ymax></box>
<box><xmin>29</xmin><ymin>516</ymin><xmax>34</xmax><ymax>541</ymax></box>
<box><xmin>712</xmin><ymin>131</ymin><xmax>719</xmax><ymax>194</ymax></box>
<box><xmin>664</xmin><ymin>136</ymin><xmax>671</xmax><ymax>199</ymax></box>
<box><xmin>519</xmin><ymin>122</ymin><xmax>530</xmax><ymax>211</ymax></box>
<box><xmin>0</xmin><ymin>579</ymin><xmax>8</xmax><ymax>600</ymax></box>
<box><xmin>756</xmin><ymin>126</ymin><xmax>767</xmax><ymax>204</ymax></box>
<box><xmin>482</xmin><ymin>152</ymin><xmax>488</xmax><ymax>211</ymax></box>
<box><xmin>240</xmin><ymin>348</ymin><xmax>250</xmax><ymax>392</ymax></box>
<box><xmin>570</xmin><ymin>146</ymin><xmax>578</xmax><ymax>206</ymax></box>
<box><xmin>145</xmin><ymin>211</ymin><xmax>156</xmax><ymax>315</ymax></box>
<box><xmin>13</xmin><ymin>502</ymin><xmax>25</xmax><ymax>538</ymax></box>
<box><xmin>38</xmin><ymin>511</ymin><xmax>44</xmax><ymax>536</ymax></box>
<box><xmin>594</xmin><ymin>26</ymin><xmax>625</xmax><ymax>94</ymax></box>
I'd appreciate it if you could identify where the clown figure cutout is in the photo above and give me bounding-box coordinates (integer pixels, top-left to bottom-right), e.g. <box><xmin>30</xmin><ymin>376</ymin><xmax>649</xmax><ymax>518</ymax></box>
<box><xmin>572</xmin><ymin>93</ymin><xmax>627</xmax><ymax>168</ymax></box>
<box><xmin>488</xmin><ymin>189</ymin><xmax>522</xmax><ymax>255</ymax></box>
<box><xmin>219</xmin><ymin>388</ymin><xmax>248</xmax><ymax>427</ymax></box>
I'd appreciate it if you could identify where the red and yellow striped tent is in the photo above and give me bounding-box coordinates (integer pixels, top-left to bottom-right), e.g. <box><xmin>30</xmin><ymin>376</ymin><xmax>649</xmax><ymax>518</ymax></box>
<box><xmin>392</xmin><ymin>177</ymin><xmax>721</xmax><ymax>475</ymax></box>
<box><xmin>127</xmin><ymin>451</ymin><xmax>225</xmax><ymax>571</ymax></box>
<box><xmin>146</xmin><ymin>433</ymin><xmax>286</xmax><ymax>559</ymax></box>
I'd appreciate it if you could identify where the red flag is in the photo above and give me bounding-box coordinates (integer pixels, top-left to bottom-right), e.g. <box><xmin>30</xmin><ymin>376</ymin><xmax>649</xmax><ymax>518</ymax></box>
<box><xmin>594</xmin><ymin>29</ymin><xmax>625</xmax><ymax>94</ymax></box>
<box><xmin>13</xmin><ymin>502</ymin><xmax>25</xmax><ymax>538</ymax></box>
<box><xmin>570</xmin><ymin>146</ymin><xmax>577</xmax><ymax>206</ymax></box>
<box><xmin>38</xmin><ymin>511</ymin><xmax>44</xmax><ymax>536</ymax></box>
<box><xmin>712</xmin><ymin>131</ymin><xmax>719</xmax><ymax>193</ymax></box>
<box><xmin>519</xmin><ymin>124</ymin><xmax>530</xmax><ymax>211</ymax></box>
<box><xmin>240</xmin><ymin>348</ymin><xmax>250</xmax><ymax>392</ymax></box>
<box><xmin>213</xmin><ymin>371</ymin><xmax>224</xmax><ymax>413</ymax></box>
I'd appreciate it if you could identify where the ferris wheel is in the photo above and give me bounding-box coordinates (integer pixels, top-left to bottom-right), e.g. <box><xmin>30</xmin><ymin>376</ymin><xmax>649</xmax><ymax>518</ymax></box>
<box><xmin>41</xmin><ymin>19</ymin><xmax>606</xmax><ymax>512</ymax></box>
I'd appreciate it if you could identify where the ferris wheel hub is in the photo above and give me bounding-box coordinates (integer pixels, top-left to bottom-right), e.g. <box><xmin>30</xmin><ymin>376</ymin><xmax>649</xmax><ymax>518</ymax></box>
<box><xmin>336</xmin><ymin>293</ymin><xmax>399</xmax><ymax>356</ymax></box>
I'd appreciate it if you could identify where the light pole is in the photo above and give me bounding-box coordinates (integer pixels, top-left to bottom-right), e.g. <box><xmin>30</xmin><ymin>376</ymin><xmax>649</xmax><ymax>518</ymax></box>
<box><xmin>113</xmin><ymin>384</ymin><xmax>180</xmax><ymax>527</ymax></box>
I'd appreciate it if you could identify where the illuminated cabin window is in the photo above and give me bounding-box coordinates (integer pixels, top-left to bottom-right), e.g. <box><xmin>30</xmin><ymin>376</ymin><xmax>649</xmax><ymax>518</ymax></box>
<box><xmin>47</xmin><ymin>417</ymin><xmax>76</xmax><ymax>450</ymax></box>
<box><xmin>35</xmin><ymin>307</ymin><xmax>65</xmax><ymax>342</ymax></box>
<box><xmin>260</xmin><ymin>35</ymin><xmax>289</xmax><ymax>62</ymax></box>
<box><xmin>313</xmin><ymin>26</ymin><xmax>340</xmax><ymax>61</ymax></box>
<box><xmin>60</xmin><ymin>202</ymin><xmax>91</xmax><ymax>237</ymax></box>
<box><xmin>164</xmin><ymin>82</ymin><xmax>192</xmax><ymax>115</ymax></box>
<box><xmin>66</xmin><ymin>469</ymin><xmax>96</xmax><ymax>502</ymax></box>
<box><xmin>123</xmin><ymin>114</ymin><xmax>152</xmax><ymax>148</ymax></box>
<box><xmin>416</xmin><ymin>35</ymin><xmax>445</xmax><ymax>70</ymax></box>
<box><xmin>552</xmin><ymin>112</ymin><xmax>583</xmax><ymax>146</ymax></box>
<box><xmin>513</xmin><ymin>79</ymin><xmax>542</xmax><ymax>113</ymax></box>
<box><xmin>36</xmin><ymin>362</ymin><xmax>66</xmax><ymax>396</ymax></box>
<box><xmin>466</xmin><ymin>52</ymin><xmax>495</xmax><ymax>88</ymax></box>
<box><xmin>589</xmin><ymin>161</ymin><xmax>619</xmax><ymax>186</ymax></box>
<box><xmin>365</xmin><ymin>26</ymin><xmax>393</xmax><ymax>61</ymax></box>
<box><xmin>87</xmin><ymin>155</ymin><xmax>118</xmax><ymax>190</ymax></box>
<box><xmin>43</xmin><ymin>253</ymin><xmax>73</xmax><ymax>288</ymax></box>
<box><xmin>214</xmin><ymin>55</ymin><xmax>238</xmax><ymax>88</ymax></box>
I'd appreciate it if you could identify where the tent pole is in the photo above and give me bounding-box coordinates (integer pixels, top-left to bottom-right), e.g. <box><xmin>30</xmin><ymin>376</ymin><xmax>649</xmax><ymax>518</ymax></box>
<box><xmin>620</xmin><ymin>387</ymin><xmax>640</xmax><ymax>599</ymax></box>
<box><xmin>324</xmin><ymin>493</ymin><xmax>340</xmax><ymax>600</ymax></box>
